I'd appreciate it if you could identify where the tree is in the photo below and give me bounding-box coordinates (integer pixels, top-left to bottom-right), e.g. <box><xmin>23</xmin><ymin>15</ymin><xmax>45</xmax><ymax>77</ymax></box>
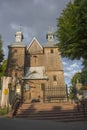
<box><xmin>69</xmin><ymin>72</ymin><xmax>81</xmax><ymax>100</ymax></box>
<box><xmin>0</xmin><ymin>60</ymin><xmax>7</xmax><ymax>89</ymax></box>
<box><xmin>71</xmin><ymin>59</ymin><xmax>87</xmax><ymax>85</ymax></box>
<box><xmin>81</xmin><ymin>70</ymin><xmax>87</xmax><ymax>85</ymax></box>
<box><xmin>0</xmin><ymin>34</ymin><xmax>6</xmax><ymax>89</ymax></box>
<box><xmin>0</xmin><ymin>35</ymin><xmax>4</xmax><ymax>64</ymax></box>
<box><xmin>81</xmin><ymin>59</ymin><xmax>87</xmax><ymax>85</ymax></box>
<box><xmin>71</xmin><ymin>72</ymin><xmax>82</xmax><ymax>85</ymax></box>
<box><xmin>0</xmin><ymin>60</ymin><xmax>7</xmax><ymax>78</ymax></box>
<box><xmin>56</xmin><ymin>0</ymin><xmax>87</xmax><ymax>60</ymax></box>
<box><xmin>69</xmin><ymin>70</ymin><xmax>87</xmax><ymax>99</ymax></box>
<box><xmin>69</xmin><ymin>85</ymin><xmax>77</xmax><ymax>100</ymax></box>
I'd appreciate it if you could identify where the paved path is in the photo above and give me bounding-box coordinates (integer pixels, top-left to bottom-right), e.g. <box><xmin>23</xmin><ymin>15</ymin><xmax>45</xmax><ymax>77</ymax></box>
<box><xmin>0</xmin><ymin>117</ymin><xmax>87</xmax><ymax>130</ymax></box>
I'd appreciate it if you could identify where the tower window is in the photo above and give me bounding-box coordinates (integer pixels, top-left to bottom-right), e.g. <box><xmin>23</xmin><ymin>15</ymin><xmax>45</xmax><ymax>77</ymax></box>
<box><xmin>14</xmin><ymin>49</ymin><xmax>17</xmax><ymax>53</ymax></box>
<box><xmin>41</xmin><ymin>83</ymin><xmax>45</xmax><ymax>91</ymax></box>
<box><xmin>53</xmin><ymin>75</ymin><xmax>57</xmax><ymax>81</ymax></box>
<box><xmin>15</xmin><ymin>72</ymin><xmax>18</xmax><ymax>77</ymax></box>
<box><xmin>50</xmin><ymin>36</ymin><xmax>52</xmax><ymax>39</ymax></box>
<box><xmin>51</xmin><ymin>49</ymin><xmax>53</xmax><ymax>53</ymax></box>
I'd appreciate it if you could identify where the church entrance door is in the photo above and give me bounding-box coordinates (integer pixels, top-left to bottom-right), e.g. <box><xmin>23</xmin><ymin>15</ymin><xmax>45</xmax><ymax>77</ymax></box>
<box><xmin>30</xmin><ymin>85</ymin><xmax>43</xmax><ymax>103</ymax></box>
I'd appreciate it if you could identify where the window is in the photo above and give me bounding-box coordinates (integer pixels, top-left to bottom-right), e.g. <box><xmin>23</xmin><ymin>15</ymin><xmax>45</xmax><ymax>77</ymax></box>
<box><xmin>50</xmin><ymin>36</ymin><xmax>52</xmax><ymax>39</ymax></box>
<box><xmin>51</xmin><ymin>49</ymin><xmax>53</xmax><ymax>53</ymax></box>
<box><xmin>25</xmin><ymin>84</ymin><xmax>29</xmax><ymax>91</ymax></box>
<box><xmin>53</xmin><ymin>75</ymin><xmax>57</xmax><ymax>81</ymax></box>
<box><xmin>14</xmin><ymin>49</ymin><xmax>17</xmax><ymax>53</ymax></box>
<box><xmin>41</xmin><ymin>83</ymin><xmax>45</xmax><ymax>91</ymax></box>
<box><xmin>15</xmin><ymin>72</ymin><xmax>18</xmax><ymax>77</ymax></box>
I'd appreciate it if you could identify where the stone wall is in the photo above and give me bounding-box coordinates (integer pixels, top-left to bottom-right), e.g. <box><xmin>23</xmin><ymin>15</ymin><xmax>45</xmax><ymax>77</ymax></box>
<box><xmin>7</xmin><ymin>47</ymin><xmax>26</xmax><ymax>78</ymax></box>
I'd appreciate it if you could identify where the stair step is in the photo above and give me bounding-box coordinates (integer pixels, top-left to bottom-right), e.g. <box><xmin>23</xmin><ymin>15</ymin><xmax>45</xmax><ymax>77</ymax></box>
<box><xmin>15</xmin><ymin>115</ymin><xmax>87</xmax><ymax>121</ymax></box>
<box><xmin>13</xmin><ymin>102</ymin><xmax>87</xmax><ymax>122</ymax></box>
<box><xmin>17</xmin><ymin>110</ymin><xmax>86</xmax><ymax>115</ymax></box>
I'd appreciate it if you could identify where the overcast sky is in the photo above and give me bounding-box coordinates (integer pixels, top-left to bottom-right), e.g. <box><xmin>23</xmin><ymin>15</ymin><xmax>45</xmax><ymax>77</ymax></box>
<box><xmin>0</xmin><ymin>0</ymin><xmax>83</xmax><ymax>85</ymax></box>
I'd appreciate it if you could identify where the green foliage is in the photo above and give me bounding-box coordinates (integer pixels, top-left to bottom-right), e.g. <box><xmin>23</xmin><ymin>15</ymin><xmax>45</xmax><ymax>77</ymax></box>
<box><xmin>81</xmin><ymin>70</ymin><xmax>87</xmax><ymax>85</ymax></box>
<box><xmin>69</xmin><ymin>85</ymin><xmax>77</xmax><ymax>99</ymax></box>
<box><xmin>82</xmin><ymin>59</ymin><xmax>87</xmax><ymax>70</ymax></box>
<box><xmin>0</xmin><ymin>60</ymin><xmax>7</xmax><ymax>82</ymax></box>
<box><xmin>56</xmin><ymin>0</ymin><xmax>87</xmax><ymax>98</ymax></box>
<box><xmin>69</xmin><ymin>69</ymin><xmax>87</xmax><ymax>99</ymax></box>
<box><xmin>69</xmin><ymin>72</ymin><xmax>82</xmax><ymax>100</ymax></box>
<box><xmin>0</xmin><ymin>108</ymin><xmax>8</xmax><ymax>115</ymax></box>
<box><xmin>56</xmin><ymin>0</ymin><xmax>87</xmax><ymax>60</ymax></box>
<box><xmin>71</xmin><ymin>70</ymin><xmax>87</xmax><ymax>86</ymax></box>
<box><xmin>0</xmin><ymin>35</ymin><xmax>4</xmax><ymax>63</ymax></box>
<box><xmin>71</xmin><ymin>72</ymin><xmax>82</xmax><ymax>85</ymax></box>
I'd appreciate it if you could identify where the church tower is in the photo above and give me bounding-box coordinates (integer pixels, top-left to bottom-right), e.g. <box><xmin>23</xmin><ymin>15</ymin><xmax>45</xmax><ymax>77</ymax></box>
<box><xmin>43</xmin><ymin>30</ymin><xmax>66</xmax><ymax>100</ymax></box>
<box><xmin>6</xmin><ymin>31</ymin><xmax>26</xmax><ymax>79</ymax></box>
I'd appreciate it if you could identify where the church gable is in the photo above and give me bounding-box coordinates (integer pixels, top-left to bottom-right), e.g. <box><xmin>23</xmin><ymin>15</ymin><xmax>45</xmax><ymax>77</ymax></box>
<box><xmin>27</xmin><ymin>37</ymin><xmax>43</xmax><ymax>54</ymax></box>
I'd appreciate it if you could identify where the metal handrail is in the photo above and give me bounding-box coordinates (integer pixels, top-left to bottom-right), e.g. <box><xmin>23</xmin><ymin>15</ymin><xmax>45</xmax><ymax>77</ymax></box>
<box><xmin>11</xmin><ymin>95</ymin><xmax>22</xmax><ymax>117</ymax></box>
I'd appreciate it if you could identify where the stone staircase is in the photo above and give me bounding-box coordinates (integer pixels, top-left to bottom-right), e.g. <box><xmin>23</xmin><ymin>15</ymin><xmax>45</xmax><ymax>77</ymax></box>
<box><xmin>14</xmin><ymin>101</ymin><xmax>87</xmax><ymax>122</ymax></box>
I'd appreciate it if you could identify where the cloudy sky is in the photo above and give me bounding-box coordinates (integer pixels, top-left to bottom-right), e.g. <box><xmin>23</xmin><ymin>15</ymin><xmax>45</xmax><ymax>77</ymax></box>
<box><xmin>0</xmin><ymin>0</ymin><xmax>83</xmax><ymax>85</ymax></box>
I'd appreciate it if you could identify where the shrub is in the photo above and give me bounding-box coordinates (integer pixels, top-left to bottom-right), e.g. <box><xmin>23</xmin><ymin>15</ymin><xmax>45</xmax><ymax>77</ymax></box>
<box><xmin>0</xmin><ymin>108</ymin><xmax>8</xmax><ymax>115</ymax></box>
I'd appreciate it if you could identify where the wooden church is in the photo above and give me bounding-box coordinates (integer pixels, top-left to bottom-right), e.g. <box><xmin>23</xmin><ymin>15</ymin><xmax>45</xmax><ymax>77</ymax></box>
<box><xmin>6</xmin><ymin>30</ymin><xmax>67</xmax><ymax>103</ymax></box>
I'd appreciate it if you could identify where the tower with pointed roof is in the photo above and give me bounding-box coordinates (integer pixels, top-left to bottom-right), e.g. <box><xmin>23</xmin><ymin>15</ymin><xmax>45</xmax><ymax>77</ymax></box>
<box><xmin>43</xmin><ymin>30</ymin><xmax>66</xmax><ymax>101</ymax></box>
<box><xmin>6</xmin><ymin>31</ymin><xmax>26</xmax><ymax>78</ymax></box>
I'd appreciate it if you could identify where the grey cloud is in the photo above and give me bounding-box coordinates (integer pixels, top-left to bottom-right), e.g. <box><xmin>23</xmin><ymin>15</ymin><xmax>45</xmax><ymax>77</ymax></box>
<box><xmin>0</xmin><ymin>0</ymin><xmax>70</xmax><ymax>45</ymax></box>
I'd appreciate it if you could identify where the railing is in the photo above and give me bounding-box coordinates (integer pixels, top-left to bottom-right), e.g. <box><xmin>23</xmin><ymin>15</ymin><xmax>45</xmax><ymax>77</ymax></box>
<box><xmin>43</xmin><ymin>86</ymin><xmax>67</xmax><ymax>103</ymax></box>
<box><xmin>10</xmin><ymin>95</ymin><xmax>22</xmax><ymax>117</ymax></box>
<box><xmin>80</xmin><ymin>99</ymin><xmax>87</xmax><ymax>118</ymax></box>
<box><xmin>76</xmin><ymin>99</ymin><xmax>87</xmax><ymax>118</ymax></box>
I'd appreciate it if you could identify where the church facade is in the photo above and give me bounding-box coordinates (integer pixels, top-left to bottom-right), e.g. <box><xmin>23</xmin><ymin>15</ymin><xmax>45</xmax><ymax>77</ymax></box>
<box><xmin>6</xmin><ymin>30</ymin><xmax>67</xmax><ymax>103</ymax></box>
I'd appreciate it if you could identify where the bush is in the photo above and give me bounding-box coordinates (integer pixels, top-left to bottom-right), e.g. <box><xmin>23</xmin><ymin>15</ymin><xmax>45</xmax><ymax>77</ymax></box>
<box><xmin>0</xmin><ymin>108</ymin><xmax>8</xmax><ymax>115</ymax></box>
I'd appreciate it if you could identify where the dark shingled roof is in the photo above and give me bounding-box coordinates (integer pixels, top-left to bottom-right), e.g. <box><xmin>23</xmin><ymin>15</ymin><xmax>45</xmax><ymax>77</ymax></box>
<box><xmin>43</xmin><ymin>42</ymin><xmax>56</xmax><ymax>48</ymax></box>
<box><xmin>9</xmin><ymin>42</ymin><xmax>26</xmax><ymax>47</ymax></box>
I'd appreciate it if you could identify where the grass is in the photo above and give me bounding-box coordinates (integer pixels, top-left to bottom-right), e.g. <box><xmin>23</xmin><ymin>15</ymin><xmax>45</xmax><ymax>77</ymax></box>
<box><xmin>0</xmin><ymin>108</ymin><xmax>8</xmax><ymax>115</ymax></box>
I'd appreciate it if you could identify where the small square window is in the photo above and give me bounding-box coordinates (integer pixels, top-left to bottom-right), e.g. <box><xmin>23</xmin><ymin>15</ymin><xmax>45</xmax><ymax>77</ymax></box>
<box><xmin>53</xmin><ymin>75</ymin><xmax>57</xmax><ymax>81</ymax></box>
<box><xmin>14</xmin><ymin>49</ymin><xmax>17</xmax><ymax>53</ymax></box>
<box><xmin>50</xmin><ymin>36</ymin><xmax>52</xmax><ymax>39</ymax></box>
<box><xmin>51</xmin><ymin>49</ymin><xmax>53</xmax><ymax>53</ymax></box>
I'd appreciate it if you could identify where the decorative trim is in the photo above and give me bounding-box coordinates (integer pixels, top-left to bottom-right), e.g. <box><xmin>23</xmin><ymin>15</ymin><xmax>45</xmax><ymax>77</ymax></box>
<box><xmin>27</xmin><ymin>37</ymin><xmax>43</xmax><ymax>50</ymax></box>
